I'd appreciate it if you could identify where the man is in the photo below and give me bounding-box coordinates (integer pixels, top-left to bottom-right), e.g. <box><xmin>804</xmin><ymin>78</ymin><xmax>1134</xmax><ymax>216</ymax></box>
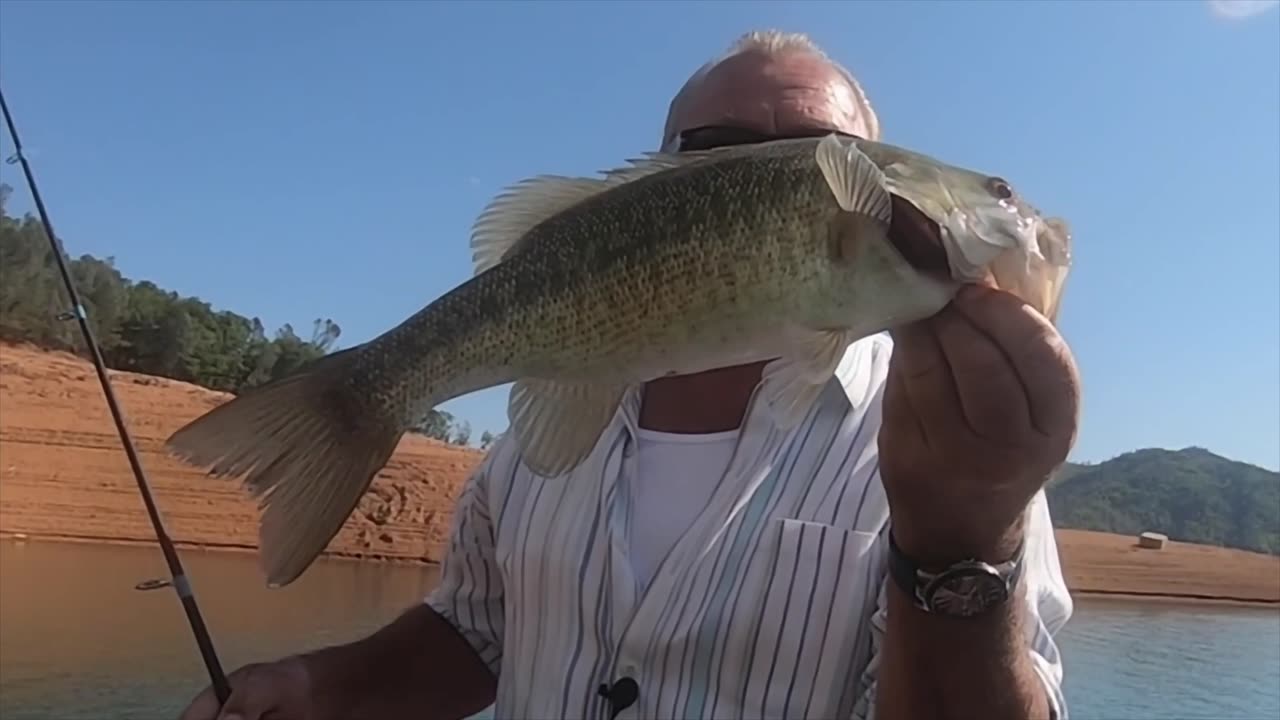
<box><xmin>181</xmin><ymin>30</ymin><xmax>1077</xmax><ymax>720</ymax></box>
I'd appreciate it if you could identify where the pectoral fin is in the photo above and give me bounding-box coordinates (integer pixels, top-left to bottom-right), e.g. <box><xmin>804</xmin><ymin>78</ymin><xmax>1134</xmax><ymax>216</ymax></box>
<box><xmin>814</xmin><ymin>134</ymin><xmax>892</xmax><ymax>223</ymax></box>
<box><xmin>508</xmin><ymin>378</ymin><xmax>627</xmax><ymax>477</ymax></box>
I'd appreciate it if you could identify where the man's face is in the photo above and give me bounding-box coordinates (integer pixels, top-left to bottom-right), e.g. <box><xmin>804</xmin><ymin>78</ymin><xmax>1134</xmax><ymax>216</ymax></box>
<box><xmin>667</xmin><ymin>49</ymin><xmax>873</xmax><ymax>148</ymax></box>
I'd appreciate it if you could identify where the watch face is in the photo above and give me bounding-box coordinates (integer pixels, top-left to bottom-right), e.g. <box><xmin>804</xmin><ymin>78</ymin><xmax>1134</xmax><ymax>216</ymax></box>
<box><xmin>923</xmin><ymin>565</ymin><xmax>1009</xmax><ymax>617</ymax></box>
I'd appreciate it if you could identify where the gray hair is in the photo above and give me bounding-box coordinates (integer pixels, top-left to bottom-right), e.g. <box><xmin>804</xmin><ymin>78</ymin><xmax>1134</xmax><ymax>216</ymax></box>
<box><xmin>660</xmin><ymin>30</ymin><xmax>881</xmax><ymax>151</ymax></box>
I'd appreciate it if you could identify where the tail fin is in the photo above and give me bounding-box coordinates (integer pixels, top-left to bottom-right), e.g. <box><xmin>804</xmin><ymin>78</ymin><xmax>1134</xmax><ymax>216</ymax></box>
<box><xmin>165</xmin><ymin>346</ymin><xmax>404</xmax><ymax>587</ymax></box>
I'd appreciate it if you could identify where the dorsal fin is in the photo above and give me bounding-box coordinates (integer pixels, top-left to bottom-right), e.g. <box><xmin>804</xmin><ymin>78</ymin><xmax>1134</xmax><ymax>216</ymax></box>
<box><xmin>468</xmin><ymin>149</ymin><xmax>718</xmax><ymax>275</ymax></box>
<box><xmin>470</xmin><ymin>175</ymin><xmax>609</xmax><ymax>275</ymax></box>
<box><xmin>599</xmin><ymin>150</ymin><xmax>707</xmax><ymax>185</ymax></box>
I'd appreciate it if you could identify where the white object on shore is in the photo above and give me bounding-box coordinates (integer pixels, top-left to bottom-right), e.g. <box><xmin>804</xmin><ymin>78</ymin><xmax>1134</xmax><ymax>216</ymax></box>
<box><xmin>1138</xmin><ymin>531</ymin><xmax>1168</xmax><ymax>550</ymax></box>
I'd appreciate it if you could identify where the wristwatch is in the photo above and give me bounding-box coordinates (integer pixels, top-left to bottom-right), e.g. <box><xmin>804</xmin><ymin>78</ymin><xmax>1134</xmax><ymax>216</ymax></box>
<box><xmin>887</xmin><ymin>530</ymin><xmax>1025</xmax><ymax>617</ymax></box>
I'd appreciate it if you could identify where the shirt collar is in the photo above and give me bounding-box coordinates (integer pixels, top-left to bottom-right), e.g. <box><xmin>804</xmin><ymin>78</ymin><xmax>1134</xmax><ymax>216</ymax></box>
<box><xmin>611</xmin><ymin>331</ymin><xmax>890</xmax><ymax>445</ymax></box>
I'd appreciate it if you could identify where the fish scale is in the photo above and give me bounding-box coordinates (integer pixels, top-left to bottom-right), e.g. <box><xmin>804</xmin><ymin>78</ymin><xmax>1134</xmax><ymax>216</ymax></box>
<box><xmin>164</xmin><ymin>133</ymin><xmax>1072</xmax><ymax>587</ymax></box>
<box><xmin>360</xmin><ymin>144</ymin><xmax>839</xmax><ymax>416</ymax></box>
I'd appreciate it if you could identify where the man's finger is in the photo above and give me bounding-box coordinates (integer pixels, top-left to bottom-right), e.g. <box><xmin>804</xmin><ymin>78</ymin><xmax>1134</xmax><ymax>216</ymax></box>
<box><xmin>887</xmin><ymin>316</ymin><xmax>965</xmax><ymax>437</ymax></box>
<box><xmin>214</xmin><ymin>686</ymin><xmax>266</xmax><ymax>720</ymax></box>
<box><xmin>178</xmin><ymin>684</ymin><xmax>221</xmax><ymax>720</ymax></box>
<box><xmin>882</xmin><ymin>359</ymin><xmax>930</xmax><ymax>452</ymax></box>
<box><xmin>177</xmin><ymin>667</ymin><xmax>275</xmax><ymax>720</ymax></box>
<box><xmin>931</xmin><ymin>296</ymin><xmax>1033</xmax><ymax>442</ymax></box>
<box><xmin>951</xmin><ymin>285</ymin><xmax>1080</xmax><ymax>440</ymax></box>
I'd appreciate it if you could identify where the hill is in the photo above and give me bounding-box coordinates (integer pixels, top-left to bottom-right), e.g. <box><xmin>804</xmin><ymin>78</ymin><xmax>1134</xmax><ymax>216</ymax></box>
<box><xmin>1047</xmin><ymin>448</ymin><xmax>1280</xmax><ymax>555</ymax></box>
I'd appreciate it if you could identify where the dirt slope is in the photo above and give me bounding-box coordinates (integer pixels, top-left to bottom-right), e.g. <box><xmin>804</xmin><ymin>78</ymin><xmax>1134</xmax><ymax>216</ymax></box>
<box><xmin>0</xmin><ymin>342</ymin><xmax>481</xmax><ymax>565</ymax></box>
<box><xmin>2</xmin><ymin>342</ymin><xmax>1277</xmax><ymax>603</ymax></box>
<box><xmin>1055</xmin><ymin>529</ymin><xmax>1278</xmax><ymax>603</ymax></box>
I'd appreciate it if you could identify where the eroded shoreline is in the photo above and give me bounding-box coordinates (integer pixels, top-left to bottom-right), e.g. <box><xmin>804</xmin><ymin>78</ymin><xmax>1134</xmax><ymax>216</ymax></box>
<box><xmin>3</xmin><ymin>342</ymin><xmax>1278</xmax><ymax>609</ymax></box>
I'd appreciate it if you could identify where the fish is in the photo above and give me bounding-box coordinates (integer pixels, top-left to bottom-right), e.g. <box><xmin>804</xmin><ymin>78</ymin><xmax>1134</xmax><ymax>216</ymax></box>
<box><xmin>164</xmin><ymin>133</ymin><xmax>1073</xmax><ymax>587</ymax></box>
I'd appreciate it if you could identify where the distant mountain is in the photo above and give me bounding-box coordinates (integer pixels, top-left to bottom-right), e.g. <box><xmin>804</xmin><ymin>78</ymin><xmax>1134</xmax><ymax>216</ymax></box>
<box><xmin>1047</xmin><ymin>461</ymin><xmax>1088</xmax><ymax>487</ymax></box>
<box><xmin>1046</xmin><ymin>447</ymin><xmax>1280</xmax><ymax>555</ymax></box>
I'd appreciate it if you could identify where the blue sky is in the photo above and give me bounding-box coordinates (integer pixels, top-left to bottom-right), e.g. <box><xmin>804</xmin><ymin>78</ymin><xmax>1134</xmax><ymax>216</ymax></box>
<box><xmin>1</xmin><ymin>0</ymin><xmax>1276</xmax><ymax>470</ymax></box>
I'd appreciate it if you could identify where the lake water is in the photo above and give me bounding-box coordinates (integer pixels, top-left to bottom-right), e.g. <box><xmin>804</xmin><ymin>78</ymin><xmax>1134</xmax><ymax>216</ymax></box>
<box><xmin>1</xmin><ymin>540</ymin><xmax>1277</xmax><ymax>720</ymax></box>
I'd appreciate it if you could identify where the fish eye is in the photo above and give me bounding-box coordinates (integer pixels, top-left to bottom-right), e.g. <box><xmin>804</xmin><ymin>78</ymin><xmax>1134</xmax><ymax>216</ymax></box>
<box><xmin>987</xmin><ymin>177</ymin><xmax>1014</xmax><ymax>200</ymax></box>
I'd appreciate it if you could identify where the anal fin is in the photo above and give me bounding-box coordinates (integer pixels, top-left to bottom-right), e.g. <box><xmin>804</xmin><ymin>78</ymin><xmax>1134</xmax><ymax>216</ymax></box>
<box><xmin>759</xmin><ymin>329</ymin><xmax>857</xmax><ymax>428</ymax></box>
<box><xmin>508</xmin><ymin>378</ymin><xmax>627</xmax><ymax>477</ymax></box>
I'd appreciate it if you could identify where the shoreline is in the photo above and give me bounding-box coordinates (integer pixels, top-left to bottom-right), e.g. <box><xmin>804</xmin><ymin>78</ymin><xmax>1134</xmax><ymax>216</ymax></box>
<box><xmin>1068</xmin><ymin>589</ymin><xmax>1279</xmax><ymax>611</ymax></box>
<box><xmin>0</xmin><ymin>529</ymin><xmax>438</xmax><ymax>568</ymax></box>
<box><xmin>3</xmin><ymin>340</ymin><xmax>1279</xmax><ymax>611</ymax></box>
<box><xmin>5</xmin><ymin>530</ymin><xmax>1277</xmax><ymax>611</ymax></box>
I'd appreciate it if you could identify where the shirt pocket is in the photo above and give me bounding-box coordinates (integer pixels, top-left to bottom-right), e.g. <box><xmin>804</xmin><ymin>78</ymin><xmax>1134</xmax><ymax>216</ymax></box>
<box><xmin>738</xmin><ymin>518</ymin><xmax>884</xmax><ymax>720</ymax></box>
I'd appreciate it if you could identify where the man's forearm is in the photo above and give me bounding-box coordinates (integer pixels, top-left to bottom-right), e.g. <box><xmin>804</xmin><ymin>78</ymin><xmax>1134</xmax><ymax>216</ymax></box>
<box><xmin>875</xmin><ymin>518</ymin><xmax>1053</xmax><ymax>720</ymax></box>
<box><xmin>304</xmin><ymin>603</ymin><xmax>497</xmax><ymax>720</ymax></box>
<box><xmin>876</xmin><ymin>580</ymin><xmax>1051</xmax><ymax>720</ymax></box>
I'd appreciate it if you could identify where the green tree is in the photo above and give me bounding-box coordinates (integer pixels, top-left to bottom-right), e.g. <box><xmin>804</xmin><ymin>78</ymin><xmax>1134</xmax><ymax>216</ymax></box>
<box><xmin>411</xmin><ymin>409</ymin><xmax>455</xmax><ymax>442</ymax></box>
<box><xmin>451</xmin><ymin>421</ymin><xmax>472</xmax><ymax>447</ymax></box>
<box><xmin>0</xmin><ymin>186</ymin><xmax>480</xmax><ymax>443</ymax></box>
<box><xmin>1048</xmin><ymin>447</ymin><xmax>1280</xmax><ymax>555</ymax></box>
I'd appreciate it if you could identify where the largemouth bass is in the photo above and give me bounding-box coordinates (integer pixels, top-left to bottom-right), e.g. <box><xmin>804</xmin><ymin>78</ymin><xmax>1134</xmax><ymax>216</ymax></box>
<box><xmin>165</xmin><ymin>133</ymin><xmax>1072</xmax><ymax>586</ymax></box>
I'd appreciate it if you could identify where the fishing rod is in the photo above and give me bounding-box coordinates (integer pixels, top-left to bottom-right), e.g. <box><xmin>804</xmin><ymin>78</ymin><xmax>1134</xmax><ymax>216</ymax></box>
<box><xmin>0</xmin><ymin>86</ymin><xmax>232</xmax><ymax>706</ymax></box>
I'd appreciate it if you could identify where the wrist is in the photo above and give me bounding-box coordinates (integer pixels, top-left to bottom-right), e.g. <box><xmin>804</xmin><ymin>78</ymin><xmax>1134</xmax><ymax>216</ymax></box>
<box><xmin>887</xmin><ymin>519</ymin><xmax>1028</xmax><ymax>620</ymax></box>
<box><xmin>299</xmin><ymin>645</ymin><xmax>363</xmax><ymax>720</ymax></box>
<box><xmin>891</xmin><ymin>507</ymin><xmax>1027</xmax><ymax>569</ymax></box>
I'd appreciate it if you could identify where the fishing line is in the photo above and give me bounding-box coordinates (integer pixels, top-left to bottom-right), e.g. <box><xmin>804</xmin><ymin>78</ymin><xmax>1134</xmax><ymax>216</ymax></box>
<box><xmin>0</xmin><ymin>86</ymin><xmax>232</xmax><ymax>707</ymax></box>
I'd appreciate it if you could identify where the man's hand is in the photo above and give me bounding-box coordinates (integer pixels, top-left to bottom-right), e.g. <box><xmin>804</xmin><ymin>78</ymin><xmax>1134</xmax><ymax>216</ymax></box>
<box><xmin>179</xmin><ymin>657</ymin><xmax>320</xmax><ymax>720</ymax></box>
<box><xmin>874</xmin><ymin>284</ymin><xmax>1077</xmax><ymax>720</ymax></box>
<box><xmin>880</xmin><ymin>283</ymin><xmax>1080</xmax><ymax>564</ymax></box>
<box><xmin>176</xmin><ymin>604</ymin><xmax>497</xmax><ymax>720</ymax></box>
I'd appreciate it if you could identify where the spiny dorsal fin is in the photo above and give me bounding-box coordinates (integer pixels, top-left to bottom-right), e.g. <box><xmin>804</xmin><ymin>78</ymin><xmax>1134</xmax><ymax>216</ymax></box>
<box><xmin>468</xmin><ymin>149</ymin><xmax>720</xmax><ymax>276</ymax></box>
<box><xmin>470</xmin><ymin>175</ymin><xmax>609</xmax><ymax>275</ymax></box>
<box><xmin>598</xmin><ymin>150</ymin><xmax>712</xmax><ymax>185</ymax></box>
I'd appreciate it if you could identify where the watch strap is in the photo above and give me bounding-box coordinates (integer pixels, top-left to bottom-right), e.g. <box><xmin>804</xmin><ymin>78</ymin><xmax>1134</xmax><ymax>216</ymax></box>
<box><xmin>887</xmin><ymin>529</ymin><xmax>1026</xmax><ymax>616</ymax></box>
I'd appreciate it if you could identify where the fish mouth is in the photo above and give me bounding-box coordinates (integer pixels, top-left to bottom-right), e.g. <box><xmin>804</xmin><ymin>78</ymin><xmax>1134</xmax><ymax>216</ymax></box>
<box><xmin>887</xmin><ymin>194</ymin><xmax>951</xmax><ymax>280</ymax></box>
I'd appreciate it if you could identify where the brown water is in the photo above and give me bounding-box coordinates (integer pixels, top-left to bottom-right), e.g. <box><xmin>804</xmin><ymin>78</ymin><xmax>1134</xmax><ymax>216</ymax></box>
<box><xmin>0</xmin><ymin>539</ymin><xmax>442</xmax><ymax>719</ymax></box>
<box><xmin>2</xmin><ymin>539</ymin><xmax>1278</xmax><ymax>720</ymax></box>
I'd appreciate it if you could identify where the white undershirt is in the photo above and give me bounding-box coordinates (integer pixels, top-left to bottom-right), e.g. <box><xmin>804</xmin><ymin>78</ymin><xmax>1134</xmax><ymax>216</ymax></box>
<box><xmin>629</xmin><ymin>427</ymin><xmax>740</xmax><ymax>587</ymax></box>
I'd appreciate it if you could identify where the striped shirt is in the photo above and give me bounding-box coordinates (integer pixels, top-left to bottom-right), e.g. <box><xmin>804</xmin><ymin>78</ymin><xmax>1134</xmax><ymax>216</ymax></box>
<box><xmin>426</xmin><ymin>333</ymin><xmax>1074</xmax><ymax>719</ymax></box>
